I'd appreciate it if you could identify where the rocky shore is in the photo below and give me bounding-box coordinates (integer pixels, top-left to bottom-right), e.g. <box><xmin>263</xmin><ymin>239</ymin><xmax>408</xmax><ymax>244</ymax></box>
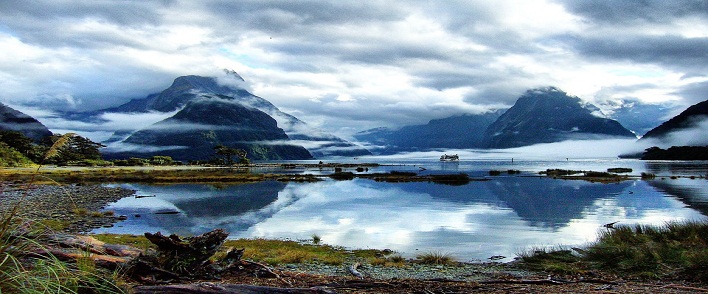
<box><xmin>0</xmin><ymin>183</ymin><xmax>135</xmax><ymax>233</ymax></box>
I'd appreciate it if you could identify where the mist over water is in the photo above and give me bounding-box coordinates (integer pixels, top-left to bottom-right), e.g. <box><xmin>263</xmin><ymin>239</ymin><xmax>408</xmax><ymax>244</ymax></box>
<box><xmin>94</xmin><ymin>155</ymin><xmax>708</xmax><ymax>262</ymax></box>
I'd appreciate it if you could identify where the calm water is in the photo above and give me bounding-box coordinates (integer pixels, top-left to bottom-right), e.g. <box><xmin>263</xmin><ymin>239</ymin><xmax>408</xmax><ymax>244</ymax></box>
<box><xmin>94</xmin><ymin>159</ymin><xmax>708</xmax><ymax>262</ymax></box>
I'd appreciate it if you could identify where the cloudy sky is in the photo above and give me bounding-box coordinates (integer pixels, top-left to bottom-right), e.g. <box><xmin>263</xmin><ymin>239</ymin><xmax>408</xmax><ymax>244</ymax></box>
<box><xmin>1</xmin><ymin>0</ymin><xmax>706</xmax><ymax>138</ymax></box>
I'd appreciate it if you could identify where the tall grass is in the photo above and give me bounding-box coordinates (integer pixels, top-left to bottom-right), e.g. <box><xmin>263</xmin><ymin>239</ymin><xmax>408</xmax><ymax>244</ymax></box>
<box><xmin>519</xmin><ymin>220</ymin><xmax>708</xmax><ymax>282</ymax></box>
<box><xmin>0</xmin><ymin>133</ymin><xmax>127</xmax><ymax>293</ymax></box>
<box><xmin>584</xmin><ymin>221</ymin><xmax>708</xmax><ymax>281</ymax></box>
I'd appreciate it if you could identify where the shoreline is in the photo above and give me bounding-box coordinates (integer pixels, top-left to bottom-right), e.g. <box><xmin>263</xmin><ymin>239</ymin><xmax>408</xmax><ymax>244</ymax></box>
<box><xmin>2</xmin><ymin>175</ymin><xmax>707</xmax><ymax>292</ymax></box>
<box><xmin>0</xmin><ymin>183</ymin><xmax>136</xmax><ymax>233</ymax></box>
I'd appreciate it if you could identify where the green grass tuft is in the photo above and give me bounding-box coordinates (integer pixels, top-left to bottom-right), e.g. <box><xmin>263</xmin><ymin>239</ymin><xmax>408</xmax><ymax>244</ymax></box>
<box><xmin>416</xmin><ymin>251</ymin><xmax>456</xmax><ymax>265</ymax></box>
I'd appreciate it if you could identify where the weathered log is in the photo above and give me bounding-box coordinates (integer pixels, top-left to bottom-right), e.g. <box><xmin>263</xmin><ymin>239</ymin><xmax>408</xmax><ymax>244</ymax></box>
<box><xmin>132</xmin><ymin>283</ymin><xmax>336</xmax><ymax>294</ymax></box>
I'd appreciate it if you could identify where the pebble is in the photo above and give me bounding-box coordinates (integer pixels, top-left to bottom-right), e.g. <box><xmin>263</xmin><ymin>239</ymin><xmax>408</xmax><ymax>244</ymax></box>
<box><xmin>0</xmin><ymin>183</ymin><xmax>135</xmax><ymax>233</ymax></box>
<box><xmin>275</xmin><ymin>261</ymin><xmax>532</xmax><ymax>282</ymax></box>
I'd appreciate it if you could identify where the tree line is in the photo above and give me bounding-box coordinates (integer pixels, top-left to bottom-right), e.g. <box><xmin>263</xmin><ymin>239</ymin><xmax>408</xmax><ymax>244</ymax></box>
<box><xmin>0</xmin><ymin>130</ymin><xmax>248</xmax><ymax>167</ymax></box>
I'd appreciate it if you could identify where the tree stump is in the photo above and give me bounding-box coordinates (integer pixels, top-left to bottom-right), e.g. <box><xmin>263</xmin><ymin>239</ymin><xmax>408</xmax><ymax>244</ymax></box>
<box><xmin>143</xmin><ymin>229</ymin><xmax>229</xmax><ymax>275</ymax></box>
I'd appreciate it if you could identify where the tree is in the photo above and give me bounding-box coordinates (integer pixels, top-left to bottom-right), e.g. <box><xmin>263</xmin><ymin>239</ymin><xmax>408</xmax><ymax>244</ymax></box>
<box><xmin>40</xmin><ymin>134</ymin><xmax>106</xmax><ymax>164</ymax></box>
<box><xmin>0</xmin><ymin>130</ymin><xmax>44</xmax><ymax>162</ymax></box>
<box><xmin>213</xmin><ymin>145</ymin><xmax>248</xmax><ymax>166</ymax></box>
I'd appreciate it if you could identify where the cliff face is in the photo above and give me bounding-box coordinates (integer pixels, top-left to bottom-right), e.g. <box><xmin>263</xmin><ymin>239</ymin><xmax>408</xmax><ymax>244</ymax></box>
<box><xmin>481</xmin><ymin>87</ymin><xmax>635</xmax><ymax>148</ymax></box>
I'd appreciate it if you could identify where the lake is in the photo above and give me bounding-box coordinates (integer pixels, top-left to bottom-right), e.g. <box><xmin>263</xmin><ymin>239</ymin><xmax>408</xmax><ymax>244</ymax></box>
<box><xmin>93</xmin><ymin>158</ymin><xmax>708</xmax><ymax>262</ymax></box>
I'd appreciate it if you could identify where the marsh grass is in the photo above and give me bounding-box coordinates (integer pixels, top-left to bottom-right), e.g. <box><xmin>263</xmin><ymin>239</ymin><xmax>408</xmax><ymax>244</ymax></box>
<box><xmin>519</xmin><ymin>221</ymin><xmax>708</xmax><ymax>282</ymax></box>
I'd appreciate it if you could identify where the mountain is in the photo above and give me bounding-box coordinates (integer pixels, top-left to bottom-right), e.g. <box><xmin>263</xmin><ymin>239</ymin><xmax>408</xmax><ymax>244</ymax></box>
<box><xmin>354</xmin><ymin>111</ymin><xmax>504</xmax><ymax>154</ymax></box>
<box><xmin>640</xmin><ymin>99</ymin><xmax>708</xmax><ymax>143</ymax></box>
<box><xmin>482</xmin><ymin>87</ymin><xmax>636</xmax><ymax>148</ymax></box>
<box><xmin>601</xmin><ymin>99</ymin><xmax>678</xmax><ymax>136</ymax></box>
<box><xmin>120</xmin><ymin>96</ymin><xmax>312</xmax><ymax>160</ymax></box>
<box><xmin>100</xmin><ymin>71</ymin><xmax>370</xmax><ymax>160</ymax></box>
<box><xmin>0</xmin><ymin>103</ymin><xmax>53</xmax><ymax>141</ymax></box>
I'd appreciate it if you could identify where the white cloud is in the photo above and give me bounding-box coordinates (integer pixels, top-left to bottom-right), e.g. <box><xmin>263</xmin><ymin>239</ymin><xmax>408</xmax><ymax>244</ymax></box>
<box><xmin>0</xmin><ymin>0</ymin><xmax>705</xmax><ymax>137</ymax></box>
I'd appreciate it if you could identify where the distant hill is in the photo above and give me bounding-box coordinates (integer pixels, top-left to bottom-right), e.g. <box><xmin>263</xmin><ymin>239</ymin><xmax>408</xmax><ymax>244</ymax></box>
<box><xmin>89</xmin><ymin>71</ymin><xmax>370</xmax><ymax>160</ymax></box>
<box><xmin>640</xmin><ymin>99</ymin><xmax>708</xmax><ymax>143</ymax></box>
<box><xmin>354</xmin><ymin>111</ymin><xmax>504</xmax><ymax>154</ymax></box>
<box><xmin>0</xmin><ymin>103</ymin><xmax>53</xmax><ymax>141</ymax></box>
<box><xmin>481</xmin><ymin>87</ymin><xmax>636</xmax><ymax>148</ymax></box>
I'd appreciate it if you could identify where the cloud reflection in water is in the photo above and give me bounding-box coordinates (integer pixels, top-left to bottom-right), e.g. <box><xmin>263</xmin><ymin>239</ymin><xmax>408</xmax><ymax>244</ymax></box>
<box><xmin>98</xmin><ymin>177</ymin><xmax>706</xmax><ymax>261</ymax></box>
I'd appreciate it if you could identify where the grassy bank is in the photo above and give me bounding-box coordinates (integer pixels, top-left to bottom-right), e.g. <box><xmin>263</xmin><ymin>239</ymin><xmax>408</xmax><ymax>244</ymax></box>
<box><xmin>519</xmin><ymin>220</ymin><xmax>708</xmax><ymax>283</ymax></box>
<box><xmin>93</xmin><ymin>234</ymin><xmax>403</xmax><ymax>267</ymax></box>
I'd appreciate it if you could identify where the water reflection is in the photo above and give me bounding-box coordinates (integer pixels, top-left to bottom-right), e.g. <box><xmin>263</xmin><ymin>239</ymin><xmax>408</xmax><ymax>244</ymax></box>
<box><xmin>644</xmin><ymin>161</ymin><xmax>708</xmax><ymax>177</ymax></box>
<box><xmin>96</xmin><ymin>175</ymin><xmax>706</xmax><ymax>261</ymax></box>
<box><xmin>646</xmin><ymin>178</ymin><xmax>708</xmax><ymax>216</ymax></box>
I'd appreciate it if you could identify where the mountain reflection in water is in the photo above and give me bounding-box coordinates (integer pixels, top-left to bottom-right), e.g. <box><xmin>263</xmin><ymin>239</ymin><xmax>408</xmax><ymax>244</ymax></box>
<box><xmin>96</xmin><ymin>173</ymin><xmax>707</xmax><ymax>261</ymax></box>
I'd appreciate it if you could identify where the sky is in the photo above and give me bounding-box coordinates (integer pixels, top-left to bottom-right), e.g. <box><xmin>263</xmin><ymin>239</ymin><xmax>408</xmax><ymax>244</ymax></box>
<box><xmin>0</xmin><ymin>0</ymin><xmax>707</xmax><ymax>139</ymax></box>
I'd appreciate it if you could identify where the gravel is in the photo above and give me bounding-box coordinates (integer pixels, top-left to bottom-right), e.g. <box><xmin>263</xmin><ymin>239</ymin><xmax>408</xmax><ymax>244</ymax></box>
<box><xmin>0</xmin><ymin>183</ymin><xmax>136</xmax><ymax>233</ymax></box>
<box><xmin>276</xmin><ymin>260</ymin><xmax>532</xmax><ymax>282</ymax></box>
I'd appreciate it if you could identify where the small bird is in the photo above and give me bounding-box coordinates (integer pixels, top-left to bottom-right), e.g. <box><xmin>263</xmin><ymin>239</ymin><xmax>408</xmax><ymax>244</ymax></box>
<box><xmin>603</xmin><ymin>221</ymin><xmax>619</xmax><ymax>229</ymax></box>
